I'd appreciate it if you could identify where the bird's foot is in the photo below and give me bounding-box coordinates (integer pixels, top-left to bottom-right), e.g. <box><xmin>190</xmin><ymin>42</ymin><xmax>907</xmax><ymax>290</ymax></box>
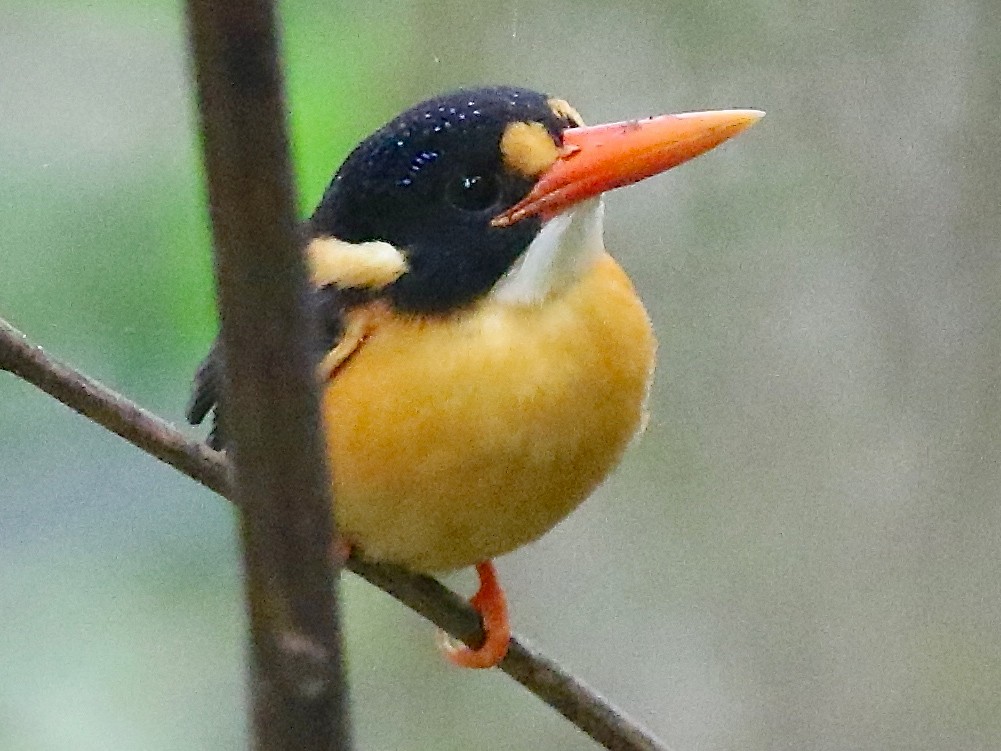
<box><xmin>437</xmin><ymin>560</ymin><xmax>511</xmax><ymax>669</ymax></box>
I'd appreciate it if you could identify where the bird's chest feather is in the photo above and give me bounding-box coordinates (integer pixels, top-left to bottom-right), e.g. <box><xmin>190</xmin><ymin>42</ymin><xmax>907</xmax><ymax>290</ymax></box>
<box><xmin>322</xmin><ymin>254</ymin><xmax>655</xmax><ymax>571</ymax></box>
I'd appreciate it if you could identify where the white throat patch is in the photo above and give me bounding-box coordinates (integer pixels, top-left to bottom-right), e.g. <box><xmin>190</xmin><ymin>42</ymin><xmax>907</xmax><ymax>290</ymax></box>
<box><xmin>490</xmin><ymin>198</ymin><xmax>605</xmax><ymax>305</ymax></box>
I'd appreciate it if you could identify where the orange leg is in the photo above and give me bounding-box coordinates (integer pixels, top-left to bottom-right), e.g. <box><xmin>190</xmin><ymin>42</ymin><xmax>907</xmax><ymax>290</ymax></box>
<box><xmin>438</xmin><ymin>561</ymin><xmax>511</xmax><ymax>669</ymax></box>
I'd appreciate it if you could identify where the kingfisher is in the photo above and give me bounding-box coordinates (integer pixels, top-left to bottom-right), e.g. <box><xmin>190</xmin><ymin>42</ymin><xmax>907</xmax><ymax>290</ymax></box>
<box><xmin>188</xmin><ymin>86</ymin><xmax>763</xmax><ymax>668</ymax></box>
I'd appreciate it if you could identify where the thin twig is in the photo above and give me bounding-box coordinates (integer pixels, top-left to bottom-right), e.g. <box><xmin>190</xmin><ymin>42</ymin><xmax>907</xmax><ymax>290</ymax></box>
<box><xmin>0</xmin><ymin>316</ymin><xmax>671</xmax><ymax>751</ymax></box>
<box><xmin>184</xmin><ymin>0</ymin><xmax>351</xmax><ymax>749</ymax></box>
<box><xmin>0</xmin><ymin>323</ymin><xmax>227</xmax><ymax>496</ymax></box>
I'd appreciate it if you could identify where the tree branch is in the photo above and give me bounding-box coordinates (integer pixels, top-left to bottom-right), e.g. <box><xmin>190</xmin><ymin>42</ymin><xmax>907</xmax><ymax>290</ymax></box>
<box><xmin>183</xmin><ymin>0</ymin><xmax>351</xmax><ymax>749</ymax></box>
<box><xmin>0</xmin><ymin>316</ymin><xmax>672</xmax><ymax>751</ymax></box>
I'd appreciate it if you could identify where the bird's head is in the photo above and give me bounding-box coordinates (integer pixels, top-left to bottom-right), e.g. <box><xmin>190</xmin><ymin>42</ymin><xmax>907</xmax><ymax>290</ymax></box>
<box><xmin>309</xmin><ymin>86</ymin><xmax>762</xmax><ymax>313</ymax></box>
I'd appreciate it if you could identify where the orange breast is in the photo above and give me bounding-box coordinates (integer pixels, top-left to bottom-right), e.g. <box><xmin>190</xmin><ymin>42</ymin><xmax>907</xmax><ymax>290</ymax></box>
<box><xmin>322</xmin><ymin>253</ymin><xmax>656</xmax><ymax>572</ymax></box>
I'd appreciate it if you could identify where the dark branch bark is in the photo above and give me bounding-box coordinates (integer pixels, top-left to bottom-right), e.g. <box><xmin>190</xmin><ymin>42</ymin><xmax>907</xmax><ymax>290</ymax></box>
<box><xmin>0</xmin><ymin>315</ymin><xmax>671</xmax><ymax>751</ymax></box>
<box><xmin>184</xmin><ymin>0</ymin><xmax>351</xmax><ymax>749</ymax></box>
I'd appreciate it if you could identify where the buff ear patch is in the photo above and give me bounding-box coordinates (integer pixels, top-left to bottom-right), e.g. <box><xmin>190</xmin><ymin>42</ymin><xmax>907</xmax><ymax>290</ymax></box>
<box><xmin>499</xmin><ymin>121</ymin><xmax>561</xmax><ymax>179</ymax></box>
<box><xmin>308</xmin><ymin>236</ymin><xmax>408</xmax><ymax>289</ymax></box>
<box><xmin>547</xmin><ymin>98</ymin><xmax>585</xmax><ymax>127</ymax></box>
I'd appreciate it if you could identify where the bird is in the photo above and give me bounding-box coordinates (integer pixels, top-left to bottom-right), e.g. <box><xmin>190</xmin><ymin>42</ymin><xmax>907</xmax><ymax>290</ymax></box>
<box><xmin>187</xmin><ymin>86</ymin><xmax>762</xmax><ymax>669</ymax></box>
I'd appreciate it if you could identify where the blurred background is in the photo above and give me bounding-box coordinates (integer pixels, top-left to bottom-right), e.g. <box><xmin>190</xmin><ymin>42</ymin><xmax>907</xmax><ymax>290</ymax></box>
<box><xmin>2</xmin><ymin>0</ymin><xmax>999</xmax><ymax>749</ymax></box>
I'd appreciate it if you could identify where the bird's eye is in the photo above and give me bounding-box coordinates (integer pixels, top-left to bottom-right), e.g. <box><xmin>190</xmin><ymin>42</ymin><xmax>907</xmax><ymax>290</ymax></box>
<box><xmin>447</xmin><ymin>173</ymin><xmax>499</xmax><ymax>212</ymax></box>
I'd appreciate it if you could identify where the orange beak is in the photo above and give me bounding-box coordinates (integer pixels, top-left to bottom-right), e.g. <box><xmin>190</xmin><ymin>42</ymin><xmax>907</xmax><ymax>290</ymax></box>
<box><xmin>492</xmin><ymin>108</ymin><xmax>764</xmax><ymax>227</ymax></box>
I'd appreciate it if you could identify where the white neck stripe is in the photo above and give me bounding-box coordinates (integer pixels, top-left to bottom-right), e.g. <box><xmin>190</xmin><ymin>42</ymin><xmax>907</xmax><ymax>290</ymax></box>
<box><xmin>490</xmin><ymin>198</ymin><xmax>605</xmax><ymax>305</ymax></box>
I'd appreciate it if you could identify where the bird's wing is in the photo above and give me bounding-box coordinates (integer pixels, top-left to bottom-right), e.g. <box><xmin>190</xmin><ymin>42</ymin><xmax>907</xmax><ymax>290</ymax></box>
<box><xmin>185</xmin><ymin>284</ymin><xmax>357</xmax><ymax>450</ymax></box>
<box><xmin>186</xmin><ymin>336</ymin><xmax>225</xmax><ymax>448</ymax></box>
<box><xmin>186</xmin><ymin>235</ymin><xmax>407</xmax><ymax>450</ymax></box>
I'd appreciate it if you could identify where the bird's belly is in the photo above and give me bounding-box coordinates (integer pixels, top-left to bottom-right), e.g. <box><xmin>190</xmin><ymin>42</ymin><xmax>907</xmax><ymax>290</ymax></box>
<box><xmin>322</xmin><ymin>254</ymin><xmax>655</xmax><ymax>572</ymax></box>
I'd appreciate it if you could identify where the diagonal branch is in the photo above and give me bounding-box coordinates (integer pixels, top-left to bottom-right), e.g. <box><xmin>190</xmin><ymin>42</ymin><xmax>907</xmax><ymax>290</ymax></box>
<box><xmin>0</xmin><ymin>315</ymin><xmax>672</xmax><ymax>751</ymax></box>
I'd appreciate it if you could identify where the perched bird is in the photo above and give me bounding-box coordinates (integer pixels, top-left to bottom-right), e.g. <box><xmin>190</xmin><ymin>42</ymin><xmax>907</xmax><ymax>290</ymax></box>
<box><xmin>188</xmin><ymin>86</ymin><xmax>762</xmax><ymax>668</ymax></box>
